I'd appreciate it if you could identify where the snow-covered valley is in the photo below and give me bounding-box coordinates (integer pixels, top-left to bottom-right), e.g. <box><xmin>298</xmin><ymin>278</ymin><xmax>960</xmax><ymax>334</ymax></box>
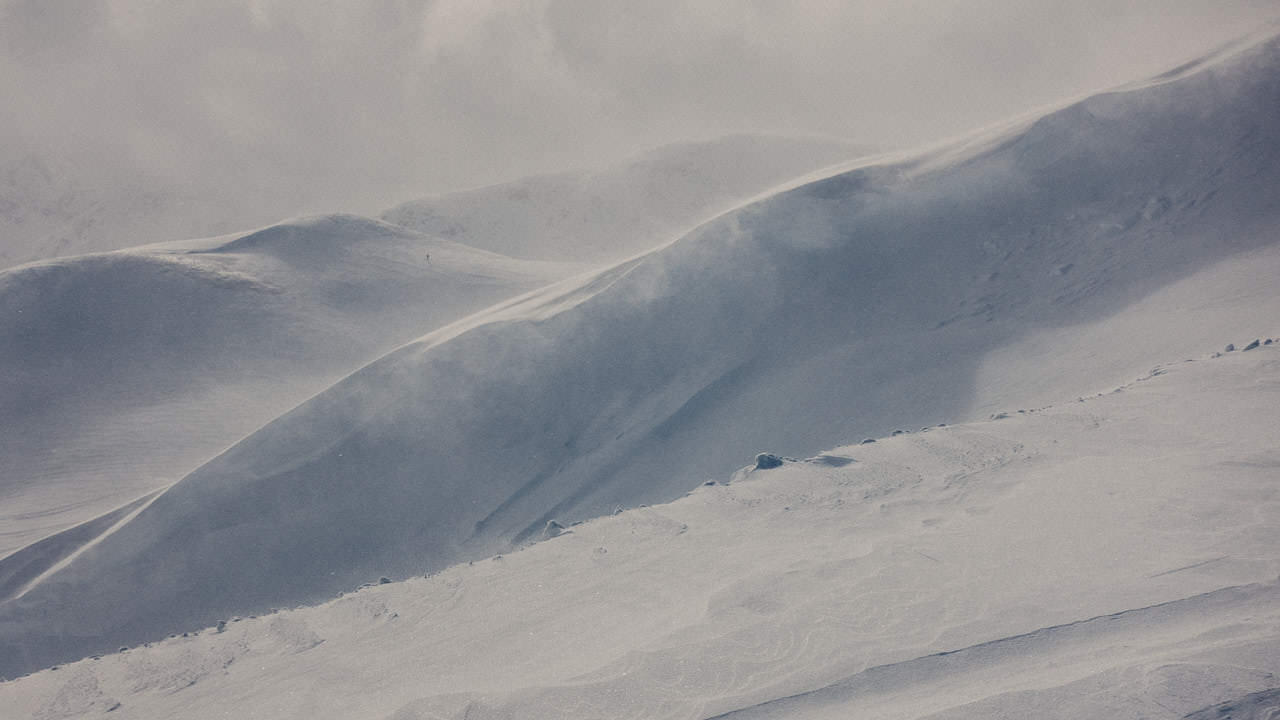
<box><xmin>1</xmin><ymin>18</ymin><xmax>1279</xmax><ymax>720</ymax></box>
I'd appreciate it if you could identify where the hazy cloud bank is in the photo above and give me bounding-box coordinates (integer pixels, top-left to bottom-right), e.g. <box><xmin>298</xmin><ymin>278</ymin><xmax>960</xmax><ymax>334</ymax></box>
<box><xmin>1</xmin><ymin>0</ymin><xmax>1274</xmax><ymax>235</ymax></box>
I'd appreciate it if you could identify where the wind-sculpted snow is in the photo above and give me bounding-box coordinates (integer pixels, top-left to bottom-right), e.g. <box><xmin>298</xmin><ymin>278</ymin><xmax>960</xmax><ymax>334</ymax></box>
<box><xmin>3</xmin><ymin>32</ymin><xmax>1280</xmax><ymax>676</ymax></box>
<box><xmin>0</xmin><ymin>214</ymin><xmax>577</xmax><ymax>555</ymax></box>
<box><xmin>2</xmin><ymin>346</ymin><xmax>1278</xmax><ymax>717</ymax></box>
<box><xmin>381</xmin><ymin>134</ymin><xmax>862</xmax><ymax>263</ymax></box>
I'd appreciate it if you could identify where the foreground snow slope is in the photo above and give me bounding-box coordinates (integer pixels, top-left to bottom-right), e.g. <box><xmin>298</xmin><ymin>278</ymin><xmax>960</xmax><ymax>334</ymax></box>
<box><xmin>2</xmin><ymin>344</ymin><xmax>1277</xmax><ymax>718</ymax></box>
<box><xmin>0</xmin><ymin>214</ymin><xmax>577</xmax><ymax>556</ymax></box>
<box><xmin>3</xmin><ymin>31</ymin><xmax>1280</xmax><ymax>676</ymax></box>
<box><xmin>380</xmin><ymin>135</ymin><xmax>862</xmax><ymax>263</ymax></box>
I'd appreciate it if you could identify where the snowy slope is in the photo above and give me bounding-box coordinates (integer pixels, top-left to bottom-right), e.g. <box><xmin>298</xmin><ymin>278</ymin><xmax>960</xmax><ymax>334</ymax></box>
<box><xmin>1</xmin><ymin>344</ymin><xmax>1277</xmax><ymax>718</ymax></box>
<box><xmin>2</xmin><ymin>31</ymin><xmax>1280</xmax><ymax>677</ymax></box>
<box><xmin>380</xmin><ymin>135</ymin><xmax>862</xmax><ymax>263</ymax></box>
<box><xmin>0</xmin><ymin>214</ymin><xmax>578</xmax><ymax>557</ymax></box>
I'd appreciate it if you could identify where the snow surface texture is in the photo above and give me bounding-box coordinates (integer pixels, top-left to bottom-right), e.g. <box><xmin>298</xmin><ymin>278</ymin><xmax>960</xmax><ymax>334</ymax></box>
<box><xmin>3</xmin><ymin>30</ymin><xmax>1280</xmax><ymax>680</ymax></box>
<box><xmin>0</xmin><ymin>214</ymin><xmax>578</xmax><ymax>557</ymax></box>
<box><xmin>1</xmin><ymin>347</ymin><xmax>1278</xmax><ymax>718</ymax></box>
<box><xmin>381</xmin><ymin>134</ymin><xmax>863</xmax><ymax>263</ymax></box>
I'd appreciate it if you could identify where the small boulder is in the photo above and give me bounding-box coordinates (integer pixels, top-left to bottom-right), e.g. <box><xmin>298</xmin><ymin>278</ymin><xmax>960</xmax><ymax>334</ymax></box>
<box><xmin>378</xmin><ymin>577</ymin><xmax>392</xmax><ymax>585</ymax></box>
<box><xmin>543</xmin><ymin>520</ymin><xmax>566</xmax><ymax>538</ymax></box>
<box><xmin>754</xmin><ymin>453</ymin><xmax>784</xmax><ymax>470</ymax></box>
<box><xmin>1225</xmin><ymin>343</ymin><xmax>1236</xmax><ymax>352</ymax></box>
<box><xmin>1242</xmin><ymin>339</ymin><xmax>1261</xmax><ymax>351</ymax></box>
<box><xmin>860</xmin><ymin>438</ymin><xmax>876</xmax><ymax>445</ymax></box>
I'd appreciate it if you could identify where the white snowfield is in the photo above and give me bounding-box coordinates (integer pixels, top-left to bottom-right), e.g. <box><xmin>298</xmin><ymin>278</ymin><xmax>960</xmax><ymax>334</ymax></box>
<box><xmin>1</xmin><ymin>26</ymin><xmax>1279</xmax><ymax>702</ymax></box>
<box><xmin>381</xmin><ymin>134</ymin><xmax>864</xmax><ymax>263</ymax></box>
<box><xmin>0</xmin><ymin>214</ymin><xmax>580</xmax><ymax>557</ymax></box>
<box><xmin>2</xmin><ymin>346</ymin><xmax>1278</xmax><ymax>719</ymax></box>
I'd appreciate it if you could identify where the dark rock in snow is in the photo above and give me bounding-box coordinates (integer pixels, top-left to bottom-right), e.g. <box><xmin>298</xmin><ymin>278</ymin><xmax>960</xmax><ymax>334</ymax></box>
<box><xmin>1242</xmin><ymin>339</ymin><xmax>1260</xmax><ymax>351</ymax></box>
<box><xmin>754</xmin><ymin>453</ymin><xmax>784</xmax><ymax>470</ymax></box>
<box><xmin>1225</xmin><ymin>343</ymin><xmax>1236</xmax><ymax>352</ymax></box>
<box><xmin>860</xmin><ymin>438</ymin><xmax>877</xmax><ymax>445</ymax></box>
<box><xmin>378</xmin><ymin>577</ymin><xmax>392</xmax><ymax>585</ymax></box>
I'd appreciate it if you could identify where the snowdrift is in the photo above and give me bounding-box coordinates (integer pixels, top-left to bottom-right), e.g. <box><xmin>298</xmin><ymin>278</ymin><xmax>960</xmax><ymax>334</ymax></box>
<box><xmin>3</xmin><ymin>32</ymin><xmax>1280</xmax><ymax>677</ymax></box>
<box><xmin>381</xmin><ymin>134</ymin><xmax>862</xmax><ymax>263</ymax></box>
<box><xmin>0</xmin><ymin>214</ymin><xmax>576</xmax><ymax>556</ymax></box>
<box><xmin>2</xmin><ymin>343</ymin><xmax>1278</xmax><ymax>717</ymax></box>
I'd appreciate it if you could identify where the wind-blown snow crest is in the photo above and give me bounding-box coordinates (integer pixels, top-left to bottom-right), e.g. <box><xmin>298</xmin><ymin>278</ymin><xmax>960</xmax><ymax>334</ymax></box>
<box><xmin>2</xmin><ymin>31</ymin><xmax>1280</xmax><ymax>677</ymax></box>
<box><xmin>381</xmin><ymin>134</ymin><xmax>864</xmax><ymax>263</ymax></box>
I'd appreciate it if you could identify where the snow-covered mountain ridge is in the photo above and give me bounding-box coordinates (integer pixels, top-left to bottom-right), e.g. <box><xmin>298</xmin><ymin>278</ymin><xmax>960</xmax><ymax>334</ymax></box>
<box><xmin>0</xmin><ymin>214</ymin><xmax>580</xmax><ymax>557</ymax></box>
<box><xmin>381</xmin><ymin>134</ymin><xmax>864</xmax><ymax>263</ymax></box>
<box><xmin>0</xmin><ymin>136</ymin><xmax>858</xmax><ymax>272</ymax></box>
<box><xmin>1</xmin><ymin>29</ymin><xmax>1279</xmax><ymax>680</ymax></box>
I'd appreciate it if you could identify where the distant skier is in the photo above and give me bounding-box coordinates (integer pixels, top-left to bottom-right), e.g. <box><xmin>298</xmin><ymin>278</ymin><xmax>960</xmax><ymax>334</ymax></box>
<box><xmin>425</xmin><ymin>252</ymin><xmax>431</xmax><ymax>265</ymax></box>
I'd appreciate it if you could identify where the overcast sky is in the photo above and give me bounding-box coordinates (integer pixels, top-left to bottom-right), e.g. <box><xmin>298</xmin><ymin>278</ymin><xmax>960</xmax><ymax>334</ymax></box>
<box><xmin>2</xmin><ymin>0</ymin><xmax>1276</xmax><ymax>222</ymax></box>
